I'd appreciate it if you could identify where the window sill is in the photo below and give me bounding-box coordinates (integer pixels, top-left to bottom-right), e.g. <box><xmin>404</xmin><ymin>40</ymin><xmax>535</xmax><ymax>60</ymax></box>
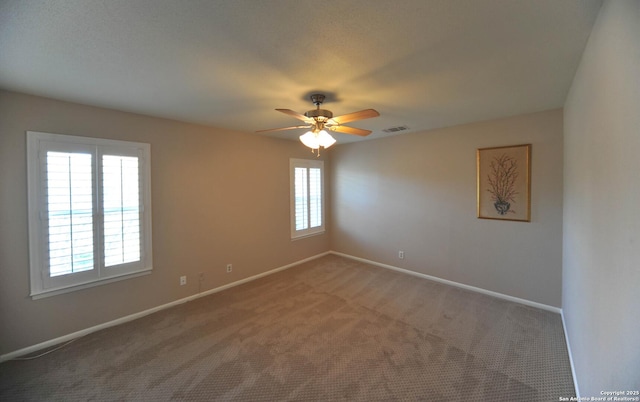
<box><xmin>30</xmin><ymin>269</ymin><xmax>152</xmax><ymax>300</ymax></box>
<box><xmin>291</xmin><ymin>230</ymin><xmax>325</xmax><ymax>241</ymax></box>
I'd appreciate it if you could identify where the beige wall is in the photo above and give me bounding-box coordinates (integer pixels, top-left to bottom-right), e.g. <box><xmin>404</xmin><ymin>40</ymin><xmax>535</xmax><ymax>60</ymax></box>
<box><xmin>0</xmin><ymin>94</ymin><xmax>568</xmax><ymax>356</ymax></box>
<box><xmin>563</xmin><ymin>0</ymin><xmax>640</xmax><ymax>396</ymax></box>
<box><xmin>330</xmin><ymin>109</ymin><xmax>564</xmax><ymax>307</ymax></box>
<box><xmin>0</xmin><ymin>90</ymin><xmax>329</xmax><ymax>354</ymax></box>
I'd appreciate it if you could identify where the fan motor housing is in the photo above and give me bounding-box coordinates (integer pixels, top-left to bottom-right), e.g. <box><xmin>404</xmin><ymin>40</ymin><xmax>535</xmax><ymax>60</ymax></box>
<box><xmin>305</xmin><ymin>109</ymin><xmax>333</xmax><ymax>121</ymax></box>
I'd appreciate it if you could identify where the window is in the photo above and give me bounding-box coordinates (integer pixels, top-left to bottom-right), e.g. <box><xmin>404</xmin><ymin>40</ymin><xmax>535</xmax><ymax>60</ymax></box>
<box><xmin>27</xmin><ymin>131</ymin><xmax>152</xmax><ymax>298</ymax></box>
<box><xmin>290</xmin><ymin>158</ymin><xmax>324</xmax><ymax>239</ymax></box>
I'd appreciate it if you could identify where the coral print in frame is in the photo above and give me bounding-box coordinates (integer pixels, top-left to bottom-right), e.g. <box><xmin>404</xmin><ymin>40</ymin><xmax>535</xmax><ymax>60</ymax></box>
<box><xmin>477</xmin><ymin>144</ymin><xmax>531</xmax><ymax>222</ymax></box>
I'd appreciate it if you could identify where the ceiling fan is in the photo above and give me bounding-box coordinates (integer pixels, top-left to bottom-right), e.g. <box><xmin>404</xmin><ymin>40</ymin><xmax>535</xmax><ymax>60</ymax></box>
<box><xmin>257</xmin><ymin>94</ymin><xmax>380</xmax><ymax>155</ymax></box>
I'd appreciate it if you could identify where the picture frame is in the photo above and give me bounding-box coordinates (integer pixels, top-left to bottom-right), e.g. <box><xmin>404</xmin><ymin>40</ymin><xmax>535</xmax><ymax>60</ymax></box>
<box><xmin>477</xmin><ymin>144</ymin><xmax>531</xmax><ymax>222</ymax></box>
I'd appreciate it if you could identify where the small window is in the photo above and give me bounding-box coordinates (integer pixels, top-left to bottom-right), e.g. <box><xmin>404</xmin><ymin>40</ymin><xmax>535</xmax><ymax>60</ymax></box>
<box><xmin>27</xmin><ymin>131</ymin><xmax>152</xmax><ymax>298</ymax></box>
<box><xmin>290</xmin><ymin>158</ymin><xmax>324</xmax><ymax>239</ymax></box>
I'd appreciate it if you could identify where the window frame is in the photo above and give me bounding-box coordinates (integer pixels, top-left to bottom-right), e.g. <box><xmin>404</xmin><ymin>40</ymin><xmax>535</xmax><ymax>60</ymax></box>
<box><xmin>290</xmin><ymin>158</ymin><xmax>325</xmax><ymax>239</ymax></box>
<box><xmin>26</xmin><ymin>131</ymin><xmax>153</xmax><ymax>299</ymax></box>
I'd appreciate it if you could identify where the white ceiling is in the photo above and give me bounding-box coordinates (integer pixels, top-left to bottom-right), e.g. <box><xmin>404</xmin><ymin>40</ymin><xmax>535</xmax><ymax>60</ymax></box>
<box><xmin>0</xmin><ymin>0</ymin><xmax>602</xmax><ymax>144</ymax></box>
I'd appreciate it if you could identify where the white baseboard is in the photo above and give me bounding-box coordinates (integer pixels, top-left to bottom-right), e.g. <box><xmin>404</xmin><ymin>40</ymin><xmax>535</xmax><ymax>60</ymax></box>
<box><xmin>561</xmin><ymin>310</ymin><xmax>580</xmax><ymax>398</ymax></box>
<box><xmin>0</xmin><ymin>252</ymin><xmax>330</xmax><ymax>362</ymax></box>
<box><xmin>330</xmin><ymin>251</ymin><xmax>562</xmax><ymax>314</ymax></box>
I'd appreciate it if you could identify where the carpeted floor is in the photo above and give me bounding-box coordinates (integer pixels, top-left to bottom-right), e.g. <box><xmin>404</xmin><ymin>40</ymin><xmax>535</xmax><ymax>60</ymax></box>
<box><xmin>0</xmin><ymin>255</ymin><xmax>575</xmax><ymax>401</ymax></box>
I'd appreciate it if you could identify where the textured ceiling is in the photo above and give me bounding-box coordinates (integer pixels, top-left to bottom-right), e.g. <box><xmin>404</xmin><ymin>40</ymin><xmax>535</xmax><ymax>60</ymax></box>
<box><xmin>0</xmin><ymin>0</ymin><xmax>602</xmax><ymax>143</ymax></box>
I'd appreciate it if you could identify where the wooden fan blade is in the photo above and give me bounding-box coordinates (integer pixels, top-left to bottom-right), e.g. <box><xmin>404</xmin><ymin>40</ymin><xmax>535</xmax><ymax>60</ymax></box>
<box><xmin>255</xmin><ymin>125</ymin><xmax>310</xmax><ymax>133</ymax></box>
<box><xmin>330</xmin><ymin>125</ymin><xmax>372</xmax><ymax>137</ymax></box>
<box><xmin>276</xmin><ymin>109</ymin><xmax>314</xmax><ymax>123</ymax></box>
<box><xmin>329</xmin><ymin>109</ymin><xmax>379</xmax><ymax>125</ymax></box>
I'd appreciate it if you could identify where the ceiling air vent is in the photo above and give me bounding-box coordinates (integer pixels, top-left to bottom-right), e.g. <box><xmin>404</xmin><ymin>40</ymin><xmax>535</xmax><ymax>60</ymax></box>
<box><xmin>382</xmin><ymin>125</ymin><xmax>409</xmax><ymax>133</ymax></box>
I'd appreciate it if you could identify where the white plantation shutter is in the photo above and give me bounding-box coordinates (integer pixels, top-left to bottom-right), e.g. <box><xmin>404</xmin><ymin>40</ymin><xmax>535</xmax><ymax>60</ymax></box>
<box><xmin>290</xmin><ymin>159</ymin><xmax>324</xmax><ymax>238</ymax></box>
<box><xmin>102</xmin><ymin>155</ymin><xmax>141</xmax><ymax>266</ymax></box>
<box><xmin>294</xmin><ymin>167</ymin><xmax>309</xmax><ymax>230</ymax></box>
<box><xmin>27</xmin><ymin>132</ymin><xmax>152</xmax><ymax>298</ymax></box>
<box><xmin>308</xmin><ymin>167</ymin><xmax>322</xmax><ymax>228</ymax></box>
<box><xmin>46</xmin><ymin>151</ymin><xmax>95</xmax><ymax>276</ymax></box>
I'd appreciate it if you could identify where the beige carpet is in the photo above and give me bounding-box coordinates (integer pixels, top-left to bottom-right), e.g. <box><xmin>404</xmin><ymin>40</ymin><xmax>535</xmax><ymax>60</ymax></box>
<box><xmin>0</xmin><ymin>255</ymin><xmax>575</xmax><ymax>401</ymax></box>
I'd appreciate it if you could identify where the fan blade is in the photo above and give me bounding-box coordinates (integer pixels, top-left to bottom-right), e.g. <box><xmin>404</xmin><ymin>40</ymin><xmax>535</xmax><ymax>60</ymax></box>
<box><xmin>276</xmin><ymin>109</ymin><xmax>314</xmax><ymax>123</ymax></box>
<box><xmin>329</xmin><ymin>109</ymin><xmax>379</xmax><ymax>125</ymax></box>
<box><xmin>330</xmin><ymin>125</ymin><xmax>372</xmax><ymax>137</ymax></box>
<box><xmin>256</xmin><ymin>125</ymin><xmax>310</xmax><ymax>133</ymax></box>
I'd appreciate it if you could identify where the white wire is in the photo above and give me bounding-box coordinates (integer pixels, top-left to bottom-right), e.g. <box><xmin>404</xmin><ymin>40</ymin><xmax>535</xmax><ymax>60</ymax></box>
<box><xmin>11</xmin><ymin>337</ymin><xmax>81</xmax><ymax>361</ymax></box>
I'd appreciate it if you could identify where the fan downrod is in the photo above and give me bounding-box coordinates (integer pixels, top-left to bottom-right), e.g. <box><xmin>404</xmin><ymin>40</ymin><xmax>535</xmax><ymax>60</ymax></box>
<box><xmin>310</xmin><ymin>94</ymin><xmax>325</xmax><ymax>106</ymax></box>
<box><xmin>305</xmin><ymin>94</ymin><xmax>333</xmax><ymax>121</ymax></box>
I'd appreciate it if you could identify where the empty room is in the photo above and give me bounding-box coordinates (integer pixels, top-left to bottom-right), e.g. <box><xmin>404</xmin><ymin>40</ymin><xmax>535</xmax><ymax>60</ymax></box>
<box><xmin>0</xmin><ymin>0</ymin><xmax>638</xmax><ymax>400</ymax></box>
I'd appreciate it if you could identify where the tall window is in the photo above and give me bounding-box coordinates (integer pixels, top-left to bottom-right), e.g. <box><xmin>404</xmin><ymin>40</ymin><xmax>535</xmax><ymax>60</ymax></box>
<box><xmin>290</xmin><ymin>158</ymin><xmax>324</xmax><ymax>239</ymax></box>
<box><xmin>27</xmin><ymin>131</ymin><xmax>152</xmax><ymax>298</ymax></box>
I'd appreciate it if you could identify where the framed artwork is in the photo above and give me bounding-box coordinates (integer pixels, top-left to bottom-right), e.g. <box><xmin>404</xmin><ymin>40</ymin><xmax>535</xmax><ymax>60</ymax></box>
<box><xmin>477</xmin><ymin>144</ymin><xmax>531</xmax><ymax>222</ymax></box>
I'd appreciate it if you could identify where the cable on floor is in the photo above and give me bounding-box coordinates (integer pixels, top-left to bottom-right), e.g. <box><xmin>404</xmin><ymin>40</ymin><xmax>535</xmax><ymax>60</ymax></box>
<box><xmin>10</xmin><ymin>337</ymin><xmax>82</xmax><ymax>361</ymax></box>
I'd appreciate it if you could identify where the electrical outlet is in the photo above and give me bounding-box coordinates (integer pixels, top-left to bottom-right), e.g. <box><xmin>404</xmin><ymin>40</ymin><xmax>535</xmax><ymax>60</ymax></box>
<box><xmin>226</xmin><ymin>264</ymin><xmax>232</xmax><ymax>273</ymax></box>
<box><xmin>180</xmin><ymin>275</ymin><xmax>187</xmax><ymax>285</ymax></box>
<box><xmin>398</xmin><ymin>250</ymin><xmax>405</xmax><ymax>259</ymax></box>
<box><xmin>198</xmin><ymin>272</ymin><xmax>204</xmax><ymax>283</ymax></box>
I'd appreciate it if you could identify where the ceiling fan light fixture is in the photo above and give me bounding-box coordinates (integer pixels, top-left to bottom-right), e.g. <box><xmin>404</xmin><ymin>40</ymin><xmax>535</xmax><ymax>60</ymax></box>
<box><xmin>317</xmin><ymin>130</ymin><xmax>336</xmax><ymax>148</ymax></box>
<box><xmin>299</xmin><ymin>131</ymin><xmax>320</xmax><ymax>149</ymax></box>
<box><xmin>299</xmin><ymin>129</ymin><xmax>336</xmax><ymax>155</ymax></box>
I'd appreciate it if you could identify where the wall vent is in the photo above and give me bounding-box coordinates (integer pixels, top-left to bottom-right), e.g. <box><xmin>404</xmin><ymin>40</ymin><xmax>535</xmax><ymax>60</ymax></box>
<box><xmin>382</xmin><ymin>125</ymin><xmax>409</xmax><ymax>133</ymax></box>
